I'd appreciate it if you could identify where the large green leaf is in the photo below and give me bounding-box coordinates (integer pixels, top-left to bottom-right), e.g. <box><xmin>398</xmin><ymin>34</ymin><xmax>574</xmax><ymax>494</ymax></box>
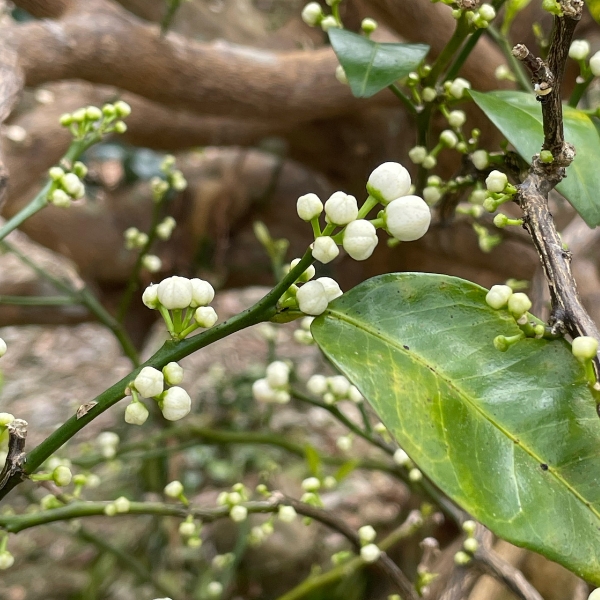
<box><xmin>471</xmin><ymin>90</ymin><xmax>600</xmax><ymax>227</ymax></box>
<box><xmin>311</xmin><ymin>273</ymin><xmax>600</xmax><ymax>583</ymax></box>
<box><xmin>328</xmin><ymin>28</ymin><xmax>429</xmax><ymax>98</ymax></box>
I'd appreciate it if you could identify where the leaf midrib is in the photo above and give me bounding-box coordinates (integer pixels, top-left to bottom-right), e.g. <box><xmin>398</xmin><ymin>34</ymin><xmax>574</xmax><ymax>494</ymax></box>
<box><xmin>325</xmin><ymin>305</ymin><xmax>600</xmax><ymax>522</ymax></box>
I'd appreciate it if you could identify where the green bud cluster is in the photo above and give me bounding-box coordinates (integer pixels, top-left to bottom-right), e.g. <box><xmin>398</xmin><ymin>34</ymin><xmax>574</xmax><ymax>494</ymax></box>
<box><xmin>59</xmin><ymin>100</ymin><xmax>131</xmax><ymax>142</ymax></box>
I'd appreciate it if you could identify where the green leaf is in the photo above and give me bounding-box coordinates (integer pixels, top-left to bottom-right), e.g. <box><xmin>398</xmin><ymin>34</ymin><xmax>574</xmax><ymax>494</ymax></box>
<box><xmin>328</xmin><ymin>28</ymin><xmax>429</xmax><ymax>98</ymax></box>
<box><xmin>471</xmin><ymin>90</ymin><xmax>600</xmax><ymax>227</ymax></box>
<box><xmin>334</xmin><ymin>460</ymin><xmax>359</xmax><ymax>482</ymax></box>
<box><xmin>586</xmin><ymin>0</ymin><xmax>600</xmax><ymax>23</ymax></box>
<box><xmin>311</xmin><ymin>273</ymin><xmax>600</xmax><ymax>583</ymax></box>
<box><xmin>304</xmin><ymin>444</ymin><xmax>322</xmax><ymax>477</ymax></box>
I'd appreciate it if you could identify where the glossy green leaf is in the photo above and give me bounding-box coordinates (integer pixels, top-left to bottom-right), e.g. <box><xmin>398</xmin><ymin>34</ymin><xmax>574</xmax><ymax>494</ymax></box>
<box><xmin>328</xmin><ymin>28</ymin><xmax>429</xmax><ymax>98</ymax></box>
<box><xmin>311</xmin><ymin>273</ymin><xmax>600</xmax><ymax>583</ymax></box>
<box><xmin>586</xmin><ymin>0</ymin><xmax>600</xmax><ymax>23</ymax></box>
<box><xmin>471</xmin><ymin>90</ymin><xmax>600</xmax><ymax>227</ymax></box>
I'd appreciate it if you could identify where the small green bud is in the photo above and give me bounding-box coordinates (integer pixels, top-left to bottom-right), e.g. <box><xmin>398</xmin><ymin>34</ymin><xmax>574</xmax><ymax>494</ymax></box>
<box><xmin>540</xmin><ymin>150</ymin><xmax>554</xmax><ymax>163</ymax></box>
<box><xmin>462</xmin><ymin>520</ymin><xmax>476</xmax><ymax>536</ymax></box>
<box><xmin>454</xmin><ymin>550</ymin><xmax>471</xmax><ymax>565</ymax></box>
<box><xmin>102</xmin><ymin>104</ymin><xmax>116</xmax><ymax>118</ymax></box>
<box><xmin>572</xmin><ymin>336</ymin><xmax>598</xmax><ymax>361</ymax></box>
<box><xmin>73</xmin><ymin>162</ymin><xmax>88</xmax><ymax>178</ymax></box>
<box><xmin>493</xmin><ymin>213</ymin><xmax>509</xmax><ymax>228</ymax></box>
<box><xmin>114</xmin><ymin>100</ymin><xmax>132</xmax><ymax>118</ymax></box>
<box><xmin>113</xmin><ymin>121</ymin><xmax>127</xmax><ymax>134</ymax></box>
<box><xmin>85</xmin><ymin>106</ymin><xmax>102</xmax><ymax>121</ymax></box>
<box><xmin>508</xmin><ymin>292</ymin><xmax>532</xmax><ymax>317</ymax></box>
<box><xmin>48</xmin><ymin>166</ymin><xmax>65</xmax><ymax>181</ymax></box>
<box><xmin>71</xmin><ymin>108</ymin><xmax>87</xmax><ymax>123</ymax></box>
<box><xmin>59</xmin><ymin>113</ymin><xmax>73</xmax><ymax>126</ymax></box>
<box><xmin>463</xmin><ymin>537</ymin><xmax>479</xmax><ymax>553</ymax></box>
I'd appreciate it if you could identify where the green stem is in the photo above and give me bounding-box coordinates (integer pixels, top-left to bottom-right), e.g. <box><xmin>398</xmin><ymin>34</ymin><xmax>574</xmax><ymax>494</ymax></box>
<box><xmin>425</xmin><ymin>14</ymin><xmax>471</xmax><ymax>86</ymax></box>
<box><xmin>445</xmin><ymin>0</ymin><xmax>509</xmax><ymax>82</ymax></box>
<box><xmin>388</xmin><ymin>84</ymin><xmax>417</xmax><ymax>115</ymax></box>
<box><xmin>485</xmin><ymin>25</ymin><xmax>532</xmax><ymax>92</ymax></box>
<box><xmin>117</xmin><ymin>191</ymin><xmax>169</xmax><ymax>323</ymax></box>
<box><xmin>0</xmin><ymin>251</ymin><xmax>315</xmax><ymax>501</ymax></box>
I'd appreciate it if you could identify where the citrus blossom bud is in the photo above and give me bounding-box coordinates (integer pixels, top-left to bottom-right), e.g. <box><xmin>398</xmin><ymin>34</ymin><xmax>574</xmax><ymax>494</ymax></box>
<box><xmin>358</xmin><ymin>525</ymin><xmax>377</xmax><ymax>543</ymax></box>
<box><xmin>0</xmin><ymin>551</ymin><xmax>14</xmax><ymax>570</ymax></box>
<box><xmin>485</xmin><ymin>170</ymin><xmax>508</xmax><ymax>193</ymax></box>
<box><xmin>569</xmin><ymin>39</ymin><xmax>590</xmax><ymax>61</ymax></box>
<box><xmin>160</xmin><ymin>386</ymin><xmax>192</xmax><ymax>421</ymax></box>
<box><xmin>325</xmin><ymin>192</ymin><xmax>358</xmax><ymax>225</ymax></box>
<box><xmin>448</xmin><ymin>110</ymin><xmax>466</xmax><ymax>128</ymax></box>
<box><xmin>507</xmin><ymin>292</ymin><xmax>532</xmax><ymax>317</ymax></box>
<box><xmin>590</xmin><ymin>51</ymin><xmax>600</xmax><ymax>76</ymax></box>
<box><xmin>53</xmin><ymin>465</ymin><xmax>72</xmax><ymax>486</ymax></box>
<box><xmin>142</xmin><ymin>284</ymin><xmax>159</xmax><ymax>309</ymax></box>
<box><xmin>195</xmin><ymin>306</ymin><xmax>218</xmax><ymax>328</ymax></box>
<box><xmin>266</xmin><ymin>361</ymin><xmax>290</xmax><ymax>388</ymax></box>
<box><xmin>312</xmin><ymin>236</ymin><xmax>339</xmax><ymax>264</ymax></box>
<box><xmin>297</xmin><ymin>193</ymin><xmax>323</xmax><ymax>221</ymax></box>
<box><xmin>0</xmin><ymin>413</ymin><xmax>14</xmax><ymax>426</ymax></box>
<box><xmin>315</xmin><ymin>277</ymin><xmax>343</xmax><ymax>302</ymax></box>
<box><xmin>252</xmin><ymin>378</ymin><xmax>277</xmax><ymax>403</ymax></box>
<box><xmin>125</xmin><ymin>400</ymin><xmax>149</xmax><ymax>425</ymax></box>
<box><xmin>189</xmin><ymin>278</ymin><xmax>215</xmax><ymax>307</ymax></box>
<box><xmin>157</xmin><ymin>276</ymin><xmax>193</xmax><ymax>309</ymax></box>
<box><xmin>230</xmin><ymin>505</ymin><xmax>248</xmax><ymax>522</ymax></box>
<box><xmin>342</xmin><ymin>219</ymin><xmax>378</xmax><ymax>260</ymax></box>
<box><xmin>164</xmin><ymin>480</ymin><xmax>184</xmax><ymax>498</ymax></box>
<box><xmin>278</xmin><ymin>505</ymin><xmax>297</xmax><ymax>523</ymax></box>
<box><xmin>408</xmin><ymin>146</ymin><xmax>427</xmax><ymax>164</ymax></box>
<box><xmin>360</xmin><ymin>544</ymin><xmax>381</xmax><ymax>563</ymax></box>
<box><xmin>307</xmin><ymin>374</ymin><xmax>328</xmax><ymax>396</ymax></box>
<box><xmin>485</xmin><ymin>284</ymin><xmax>513</xmax><ymax>309</ymax></box>
<box><xmin>301</xmin><ymin>2</ymin><xmax>322</xmax><ymax>26</ymax></box>
<box><xmin>440</xmin><ymin>130</ymin><xmax>458</xmax><ymax>148</ymax></box>
<box><xmin>320</xmin><ymin>15</ymin><xmax>339</xmax><ymax>31</ymax></box>
<box><xmin>471</xmin><ymin>149</ymin><xmax>489</xmax><ymax>170</ymax></box>
<box><xmin>448</xmin><ymin>77</ymin><xmax>471</xmax><ymax>99</ymax></box>
<box><xmin>163</xmin><ymin>362</ymin><xmax>184</xmax><ymax>385</ymax></box>
<box><xmin>296</xmin><ymin>280</ymin><xmax>329</xmax><ymax>315</ymax></box>
<box><xmin>367</xmin><ymin>162</ymin><xmax>411</xmax><ymax>205</ymax></box>
<box><xmin>142</xmin><ymin>254</ymin><xmax>162</xmax><ymax>273</ymax></box>
<box><xmin>572</xmin><ymin>336</ymin><xmax>598</xmax><ymax>361</ymax></box>
<box><xmin>134</xmin><ymin>366</ymin><xmax>164</xmax><ymax>398</ymax></box>
<box><xmin>385</xmin><ymin>195</ymin><xmax>431</xmax><ymax>241</ymax></box>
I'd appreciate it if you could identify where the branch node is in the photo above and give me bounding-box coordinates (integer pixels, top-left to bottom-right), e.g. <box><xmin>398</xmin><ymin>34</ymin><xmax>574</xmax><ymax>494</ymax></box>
<box><xmin>0</xmin><ymin>419</ymin><xmax>28</xmax><ymax>492</ymax></box>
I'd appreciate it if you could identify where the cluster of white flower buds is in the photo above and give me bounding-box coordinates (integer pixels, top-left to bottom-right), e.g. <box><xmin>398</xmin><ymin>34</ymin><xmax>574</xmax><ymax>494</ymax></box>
<box><xmin>217</xmin><ymin>483</ymin><xmax>250</xmax><ymax>523</ymax></box>
<box><xmin>301</xmin><ymin>1</ymin><xmax>347</xmax><ymax>32</ymax></box>
<box><xmin>358</xmin><ymin>524</ymin><xmax>382</xmax><ymax>563</ymax></box>
<box><xmin>47</xmin><ymin>162</ymin><xmax>88</xmax><ymax>207</ymax></box>
<box><xmin>454</xmin><ymin>520</ymin><xmax>478</xmax><ymax>565</ymax></box>
<box><xmin>392</xmin><ymin>446</ymin><xmax>423</xmax><ymax>482</ymax></box>
<box><xmin>127</xmin><ymin>361</ymin><xmax>190</xmax><ymax>423</ymax></box>
<box><xmin>252</xmin><ymin>360</ymin><xmax>292</xmax><ymax>404</ymax></box>
<box><xmin>60</xmin><ymin>100</ymin><xmax>131</xmax><ymax>141</ymax></box>
<box><xmin>306</xmin><ymin>373</ymin><xmax>363</xmax><ymax>405</ymax></box>
<box><xmin>104</xmin><ymin>496</ymin><xmax>131</xmax><ymax>516</ymax></box>
<box><xmin>143</xmin><ymin>276</ymin><xmax>217</xmax><ymax>339</ymax></box>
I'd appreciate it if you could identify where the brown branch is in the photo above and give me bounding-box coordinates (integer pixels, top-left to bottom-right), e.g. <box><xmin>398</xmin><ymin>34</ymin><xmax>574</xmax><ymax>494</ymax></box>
<box><xmin>0</xmin><ymin>419</ymin><xmax>28</xmax><ymax>492</ymax></box>
<box><xmin>2</xmin><ymin>0</ymin><xmax>383</xmax><ymax>123</ymax></box>
<box><xmin>511</xmin><ymin>2</ymin><xmax>600</xmax><ymax>384</ymax></box>
<box><xmin>12</xmin><ymin>0</ymin><xmax>74</xmax><ymax>18</ymax></box>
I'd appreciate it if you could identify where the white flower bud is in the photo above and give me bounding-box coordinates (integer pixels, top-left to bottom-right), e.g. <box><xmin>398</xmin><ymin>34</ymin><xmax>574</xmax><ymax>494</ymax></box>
<box><xmin>335</xmin><ymin>65</ymin><xmax>348</xmax><ymax>85</ymax></box>
<box><xmin>507</xmin><ymin>292</ymin><xmax>532</xmax><ymax>317</ymax></box>
<box><xmin>315</xmin><ymin>277</ymin><xmax>343</xmax><ymax>302</ymax></box>
<box><xmin>572</xmin><ymin>336</ymin><xmax>598</xmax><ymax>361</ymax></box>
<box><xmin>348</xmin><ymin>385</ymin><xmax>363</xmax><ymax>403</ymax></box>
<box><xmin>360</xmin><ymin>544</ymin><xmax>381</xmax><ymax>563</ymax></box>
<box><xmin>393</xmin><ymin>448</ymin><xmax>410</xmax><ymax>466</ymax></box>
<box><xmin>297</xmin><ymin>193</ymin><xmax>323</xmax><ymax>221</ymax></box>
<box><xmin>408</xmin><ymin>146</ymin><xmax>427</xmax><ymax>165</ymax></box>
<box><xmin>290</xmin><ymin>258</ymin><xmax>316</xmax><ymax>283</ymax></box>
<box><xmin>307</xmin><ymin>374</ymin><xmax>328</xmax><ymax>396</ymax></box>
<box><xmin>302</xmin><ymin>477</ymin><xmax>321</xmax><ymax>491</ymax></box>
<box><xmin>590</xmin><ymin>51</ymin><xmax>600</xmax><ymax>76</ymax></box>
<box><xmin>49</xmin><ymin>166</ymin><xmax>65</xmax><ymax>181</ymax></box>
<box><xmin>422</xmin><ymin>87</ymin><xmax>437</xmax><ymax>102</ymax></box>
<box><xmin>53</xmin><ymin>465</ymin><xmax>72</xmax><ymax>486</ymax></box>
<box><xmin>142</xmin><ymin>284</ymin><xmax>159</xmax><ymax>309</ymax></box>
<box><xmin>0</xmin><ymin>551</ymin><xmax>14</xmax><ymax>570</ymax></box>
<box><xmin>588</xmin><ymin>589</ymin><xmax>600</xmax><ymax>600</ymax></box>
<box><xmin>423</xmin><ymin>186</ymin><xmax>442</xmax><ymax>205</ymax></box>
<box><xmin>194</xmin><ymin>306</ymin><xmax>218</xmax><ymax>328</ymax></box>
<box><xmin>61</xmin><ymin>173</ymin><xmax>83</xmax><ymax>197</ymax></box>
<box><xmin>440</xmin><ymin>130</ymin><xmax>458</xmax><ymax>148</ymax></box>
<box><xmin>114</xmin><ymin>496</ymin><xmax>131</xmax><ymax>513</ymax></box>
<box><xmin>422</xmin><ymin>155</ymin><xmax>437</xmax><ymax>169</ymax></box>
<box><xmin>156</xmin><ymin>218</ymin><xmax>176</xmax><ymax>240</ymax></box>
<box><xmin>485</xmin><ymin>170</ymin><xmax>508</xmax><ymax>193</ymax></box>
<box><xmin>324</xmin><ymin>191</ymin><xmax>358</xmax><ymax>225</ymax></box>
<box><xmin>142</xmin><ymin>254</ymin><xmax>162</xmax><ymax>273</ymax></box>
<box><xmin>361</xmin><ymin>17</ymin><xmax>377</xmax><ymax>33</ymax></box>
<box><xmin>278</xmin><ymin>505</ymin><xmax>297</xmax><ymax>523</ymax></box>
<box><xmin>207</xmin><ymin>581</ymin><xmax>224</xmax><ymax>598</ymax></box>
<box><xmin>463</xmin><ymin>537</ymin><xmax>479</xmax><ymax>553</ymax></box>
<box><xmin>0</xmin><ymin>338</ymin><xmax>7</xmax><ymax>358</ymax></box>
<box><xmin>301</xmin><ymin>1</ymin><xmax>322</xmax><ymax>26</ymax></box>
<box><xmin>329</xmin><ymin>375</ymin><xmax>350</xmax><ymax>397</ymax></box>
<box><xmin>179</xmin><ymin>521</ymin><xmax>196</xmax><ymax>537</ymax></box>
<box><xmin>385</xmin><ymin>195</ymin><xmax>431</xmax><ymax>242</ymax></box>
<box><xmin>114</xmin><ymin>100</ymin><xmax>132</xmax><ymax>118</ymax></box>
<box><xmin>409</xmin><ymin>468</ymin><xmax>423</xmax><ymax>482</ymax></box>
<box><xmin>134</xmin><ymin>366</ymin><xmax>164</xmax><ymax>398</ymax></box>
<box><xmin>273</xmin><ymin>389</ymin><xmax>291</xmax><ymax>404</ymax></box>
<box><xmin>97</xmin><ymin>431</ymin><xmax>119</xmax><ymax>449</ymax></box>
<box><xmin>448</xmin><ymin>77</ymin><xmax>471</xmax><ymax>99</ymax></box>
<box><xmin>367</xmin><ymin>162</ymin><xmax>411</xmax><ymax>205</ymax></box>
<box><xmin>478</xmin><ymin>3</ymin><xmax>496</xmax><ymax>21</ymax></box>
<box><xmin>471</xmin><ymin>149</ymin><xmax>489</xmax><ymax>170</ymax></box>
<box><xmin>164</xmin><ymin>480</ymin><xmax>184</xmax><ymax>498</ymax></box>
<box><xmin>157</xmin><ymin>276</ymin><xmax>193</xmax><ymax>310</ymax></box>
<box><xmin>125</xmin><ymin>400</ymin><xmax>149</xmax><ymax>425</ymax></box>
<box><xmin>161</xmin><ymin>386</ymin><xmax>192</xmax><ymax>421</ymax></box>
<box><xmin>485</xmin><ymin>284</ymin><xmax>513</xmax><ymax>309</ymax></box>
<box><xmin>266</xmin><ymin>361</ymin><xmax>290</xmax><ymax>388</ymax></box>
<box><xmin>189</xmin><ymin>278</ymin><xmax>215</xmax><ymax>307</ymax></box>
<box><xmin>296</xmin><ymin>280</ymin><xmax>329</xmax><ymax>316</ymax></box>
<box><xmin>252</xmin><ymin>378</ymin><xmax>277</xmax><ymax>403</ymax></box>
<box><xmin>336</xmin><ymin>435</ymin><xmax>352</xmax><ymax>451</ymax></box>
<box><xmin>312</xmin><ymin>236</ymin><xmax>339</xmax><ymax>264</ymax></box>
<box><xmin>448</xmin><ymin>110</ymin><xmax>466</xmax><ymax>128</ymax></box>
<box><xmin>163</xmin><ymin>362</ymin><xmax>184</xmax><ymax>385</ymax></box>
<box><xmin>320</xmin><ymin>15</ymin><xmax>339</xmax><ymax>31</ymax></box>
<box><xmin>358</xmin><ymin>525</ymin><xmax>377</xmax><ymax>543</ymax></box>
<box><xmin>229</xmin><ymin>505</ymin><xmax>248</xmax><ymax>522</ymax></box>
<box><xmin>0</xmin><ymin>412</ymin><xmax>14</xmax><ymax>426</ymax></box>
<box><xmin>342</xmin><ymin>219</ymin><xmax>378</xmax><ymax>261</ymax></box>
<box><xmin>569</xmin><ymin>39</ymin><xmax>590</xmax><ymax>61</ymax></box>
<box><xmin>50</xmin><ymin>189</ymin><xmax>71</xmax><ymax>207</ymax></box>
